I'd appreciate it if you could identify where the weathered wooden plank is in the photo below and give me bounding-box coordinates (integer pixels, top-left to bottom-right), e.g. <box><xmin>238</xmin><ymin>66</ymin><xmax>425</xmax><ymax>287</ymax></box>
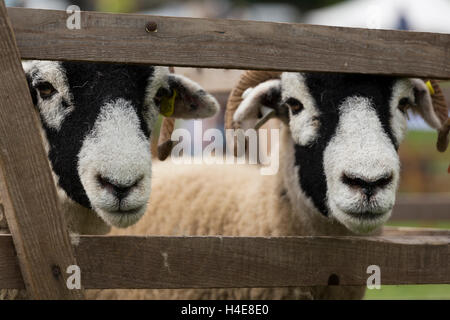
<box><xmin>66</xmin><ymin>235</ymin><xmax>450</xmax><ymax>288</ymax></box>
<box><xmin>7</xmin><ymin>7</ymin><xmax>450</xmax><ymax>79</ymax></box>
<box><xmin>0</xmin><ymin>1</ymin><xmax>83</xmax><ymax>299</ymax></box>
<box><xmin>382</xmin><ymin>226</ymin><xmax>450</xmax><ymax>237</ymax></box>
<box><xmin>1</xmin><ymin>234</ymin><xmax>448</xmax><ymax>289</ymax></box>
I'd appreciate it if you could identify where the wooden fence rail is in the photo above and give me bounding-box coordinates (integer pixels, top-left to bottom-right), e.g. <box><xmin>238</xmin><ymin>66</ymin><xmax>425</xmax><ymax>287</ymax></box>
<box><xmin>1</xmin><ymin>230</ymin><xmax>449</xmax><ymax>289</ymax></box>
<box><xmin>7</xmin><ymin>7</ymin><xmax>450</xmax><ymax>79</ymax></box>
<box><xmin>0</xmin><ymin>2</ymin><xmax>83</xmax><ymax>299</ymax></box>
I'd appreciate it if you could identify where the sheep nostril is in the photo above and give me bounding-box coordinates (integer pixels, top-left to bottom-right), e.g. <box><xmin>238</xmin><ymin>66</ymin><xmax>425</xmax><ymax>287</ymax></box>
<box><xmin>375</xmin><ymin>174</ymin><xmax>394</xmax><ymax>188</ymax></box>
<box><xmin>341</xmin><ymin>173</ymin><xmax>393</xmax><ymax>198</ymax></box>
<box><xmin>362</xmin><ymin>187</ymin><xmax>375</xmax><ymax>199</ymax></box>
<box><xmin>97</xmin><ymin>175</ymin><xmax>142</xmax><ymax>200</ymax></box>
<box><xmin>341</xmin><ymin>174</ymin><xmax>365</xmax><ymax>188</ymax></box>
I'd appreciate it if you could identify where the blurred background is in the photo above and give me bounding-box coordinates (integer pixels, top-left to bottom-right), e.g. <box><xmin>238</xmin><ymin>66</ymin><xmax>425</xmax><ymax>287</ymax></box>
<box><xmin>6</xmin><ymin>0</ymin><xmax>449</xmax><ymax>299</ymax></box>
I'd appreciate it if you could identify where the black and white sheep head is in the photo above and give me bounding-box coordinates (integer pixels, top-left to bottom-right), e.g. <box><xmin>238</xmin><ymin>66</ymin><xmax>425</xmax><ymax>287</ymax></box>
<box><xmin>23</xmin><ymin>61</ymin><xmax>219</xmax><ymax>229</ymax></box>
<box><xmin>233</xmin><ymin>72</ymin><xmax>444</xmax><ymax>234</ymax></box>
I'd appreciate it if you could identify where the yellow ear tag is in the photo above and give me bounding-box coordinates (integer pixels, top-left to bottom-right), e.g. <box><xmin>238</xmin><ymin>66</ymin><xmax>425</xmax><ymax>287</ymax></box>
<box><xmin>426</xmin><ymin>81</ymin><xmax>435</xmax><ymax>95</ymax></box>
<box><xmin>160</xmin><ymin>89</ymin><xmax>177</xmax><ymax>117</ymax></box>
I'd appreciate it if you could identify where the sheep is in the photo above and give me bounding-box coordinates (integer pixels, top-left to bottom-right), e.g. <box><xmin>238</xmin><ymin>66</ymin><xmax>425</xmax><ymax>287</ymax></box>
<box><xmin>88</xmin><ymin>70</ymin><xmax>448</xmax><ymax>300</ymax></box>
<box><xmin>0</xmin><ymin>61</ymin><xmax>219</xmax><ymax>299</ymax></box>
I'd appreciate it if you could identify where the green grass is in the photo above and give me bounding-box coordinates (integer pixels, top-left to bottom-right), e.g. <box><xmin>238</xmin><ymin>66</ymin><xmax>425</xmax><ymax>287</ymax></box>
<box><xmin>364</xmin><ymin>220</ymin><xmax>450</xmax><ymax>300</ymax></box>
<box><xmin>404</xmin><ymin>130</ymin><xmax>437</xmax><ymax>146</ymax></box>
<box><xmin>365</xmin><ymin>285</ymin><xmax>450</xmax><ymax>300</ymax></box>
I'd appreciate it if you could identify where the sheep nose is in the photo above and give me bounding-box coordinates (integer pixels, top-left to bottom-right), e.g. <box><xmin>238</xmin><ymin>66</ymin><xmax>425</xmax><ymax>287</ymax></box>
<box><xmin>341</xmin><ymin>173</ymin><xmax>393</xmax><ymax>198</ymax></box>
<box><xmin>97</xmin><ymin>175</ymin><xmax>141</xmax><ymax>200</ymax></box>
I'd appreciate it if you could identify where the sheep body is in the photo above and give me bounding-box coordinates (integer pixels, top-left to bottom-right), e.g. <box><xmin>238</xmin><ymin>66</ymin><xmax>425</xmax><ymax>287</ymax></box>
<box><xmin>87</xmin><ymin>127</ymin><xmax>366</xmax><ymax>300</ymax></box>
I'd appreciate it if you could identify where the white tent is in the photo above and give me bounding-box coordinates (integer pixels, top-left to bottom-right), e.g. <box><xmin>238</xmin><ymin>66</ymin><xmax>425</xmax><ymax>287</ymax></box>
<box><xmin>306</xmin><ymin>0</ymin><xmax>450</xmax><ymax>33</ymax></box>
<box><xmin>6</xmin><ymin>0</ymin><xmax>68</xmax><ymax>10</ymax></box>
<box><xmin>24</xmin><ymin>0</ymin><xmax>68</xmax><ymax>10</ymax></box>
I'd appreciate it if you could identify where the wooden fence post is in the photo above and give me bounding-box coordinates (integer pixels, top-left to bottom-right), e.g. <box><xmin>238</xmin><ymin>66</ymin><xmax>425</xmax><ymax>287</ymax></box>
<box><xmin>0</xmin><ymin>0</ymin><xmax>83</xmax><ymax>299</ymax></box>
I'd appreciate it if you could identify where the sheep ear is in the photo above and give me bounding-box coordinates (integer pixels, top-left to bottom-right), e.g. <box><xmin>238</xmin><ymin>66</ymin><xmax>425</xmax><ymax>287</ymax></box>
<box><xmin>161</xmin><ymin>74</ymin><xmax>220</xmax><ymax>119</ymax></box>
<box><xmin>410</xmin><ymin>79</ymin><xmax>449</xmax><ymax>154</ymax></box>
<box><xmin>410</xmin><ymin>79</ymin><xmax>446</xmax><ymax>129</ymax></box>
<box><xmin>155</xmin><ymin>74</ymin><xmax>219</xmax><ymax>161</ymax></box>
<box><xmin>233</xmin><ymin>79</ymin><xmax>282</xmax><ymax>130</ymax></box>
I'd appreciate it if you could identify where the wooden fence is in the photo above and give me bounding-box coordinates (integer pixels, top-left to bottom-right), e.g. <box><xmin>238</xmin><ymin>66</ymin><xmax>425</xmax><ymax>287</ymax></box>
<box><xmin>0</xmin><ymin>3</ymin><xmax>448</xmax><ymax>299</ymax></box>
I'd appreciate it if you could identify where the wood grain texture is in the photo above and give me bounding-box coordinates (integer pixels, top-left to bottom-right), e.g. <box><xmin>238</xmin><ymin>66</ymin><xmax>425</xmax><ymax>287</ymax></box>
<box><xmin>1</xmin><ymin>233</ymin><xmax>448</xmax><ymax>289</ymax></box>
<box><xmin>7</xmin><ymin>7</ymin><xmax>450</xmax><ymax>79</ymax></box>
<box><xmin>0</xmin><ymin>1</ymin><xmax>83</xmax><ymax>299</ymax></box>
<box><xmin>382</xmin><ymin>226</ymin><xmax>450</xmax><ymax>237</ymax></box>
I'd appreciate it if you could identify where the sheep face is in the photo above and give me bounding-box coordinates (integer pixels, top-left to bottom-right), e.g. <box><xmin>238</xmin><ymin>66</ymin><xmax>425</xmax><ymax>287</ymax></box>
<box><xmin>23</xmin><ymin>61</ymin><xmax>219</xmax><ymax>229</ymax></box>
<box><xmin>234</xmin><ymin>73</ymin><xmax>443</xmax><ymax>234</ymax></box>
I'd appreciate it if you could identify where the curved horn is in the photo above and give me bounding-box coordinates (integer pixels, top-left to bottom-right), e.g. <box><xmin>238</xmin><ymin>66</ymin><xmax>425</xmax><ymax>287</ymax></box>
<box><xmin>157</xmin><ymin>67</ymin><xmax>176</xmax><ymax>161</ymax></box>
<box><xmin>425</xmin><ymin>80</ymin><xmax>449</xmax><ymax>153</ymax></box>
<box><xmin>437</xmin><ymin>118</ymin><xmax>450</xmax><ymax>153</ymax></box>
<box><xmin>427</xmin><ymin>80</ymin><xmax>448</xmax><ymax>126</ymax></box>
<box><xmin>225</xmin><ymin>71</ymin><xmax>281</xmax><ymax>130</ymax></box>
<box><xmin>157</xmin><ymin>117</ymin><xmax>176</xmax><ymax>161</ymax></box>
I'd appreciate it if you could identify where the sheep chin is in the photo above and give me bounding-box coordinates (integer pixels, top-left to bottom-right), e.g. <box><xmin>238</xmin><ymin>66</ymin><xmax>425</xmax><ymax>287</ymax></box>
<box><xmin>94</xmin><ymin>205</ymin><xmax>147</xmax><ymax>229</ymax></box>
<box><xmin>329</xmin><ymin>203</ymin><xmax>391</xmax><ymax>235</ymax></box>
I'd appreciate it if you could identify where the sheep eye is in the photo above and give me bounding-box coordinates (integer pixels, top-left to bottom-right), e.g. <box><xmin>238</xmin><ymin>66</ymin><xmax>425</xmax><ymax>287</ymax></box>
<box><xmin>285</xmin><ymin>97</ymin><xmax>304</xmax><ymax>115</ymax></box>
<box><xmin>398</xmin><ymin>97</ymin><xmax>411</xmax><ymax>114</ymax></box>
<box><xmin>35</xmin><ymin>82</ymin><xmax>57</xmax><ymax>99</ymax></box>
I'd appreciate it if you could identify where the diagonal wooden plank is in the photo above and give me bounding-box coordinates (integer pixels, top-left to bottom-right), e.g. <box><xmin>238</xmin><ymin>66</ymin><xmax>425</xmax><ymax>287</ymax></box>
<box><xmin>7</xmin><ymin>7</ymin><xmax>450</xmax><ymax>79</ymax></box>
<box><xmin>1</xmin><ymin>234</ymin><xmax>448</xmax><ymax>289</ymax></box>
<box><xmin>0</xmin><ymin>0</ymin><xmax>83</xmax><ymax>299</ymax></box>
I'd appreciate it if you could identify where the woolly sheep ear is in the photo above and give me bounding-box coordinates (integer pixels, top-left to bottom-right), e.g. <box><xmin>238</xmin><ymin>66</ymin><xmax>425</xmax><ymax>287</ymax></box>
<box><xmin>233</xmin><ymin>79</ymin><xmax>282</xmax><ymax>130</ymax></box>
<box><xmin>156</xmin><ymin>74</ymin><xmax>220</xmax><ymax>161</ymax></box>
<box><xmin>159</xmin><ymin>74</ymin><xmax>220</xmax><ymax>119</ymax></box>
<box><xmin>437</xmin><ymin>118</ymin><xmax>450</xmax><ymax>154</ymax></box>
<box><xmin>410</xmin><ymin>79</ymin><xmax>446</xmax><ymax>130</ymax></box>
